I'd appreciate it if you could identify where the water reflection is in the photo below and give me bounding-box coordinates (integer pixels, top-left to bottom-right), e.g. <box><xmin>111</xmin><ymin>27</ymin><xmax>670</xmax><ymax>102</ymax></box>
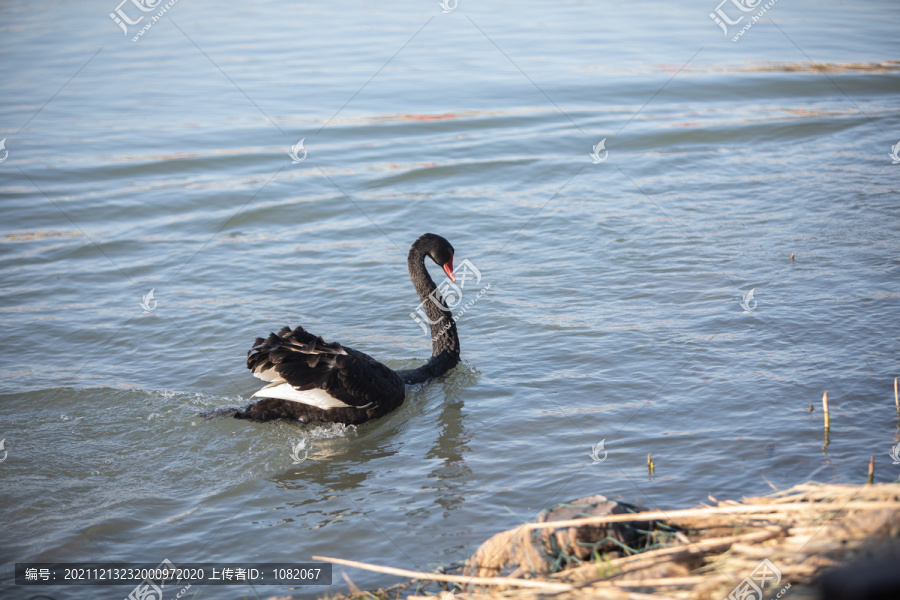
<box><xmin>266</xmin><ymin>364</ymin><xmax>478</xmax><ymax>527</ymax></box>
<box><xmin>426</xmin><ymin>398</ymin><xmax>473</xmax><ymax>518</ymax></box>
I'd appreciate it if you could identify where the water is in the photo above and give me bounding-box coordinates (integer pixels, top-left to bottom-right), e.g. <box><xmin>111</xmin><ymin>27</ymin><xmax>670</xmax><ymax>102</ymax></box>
<box><xmin>1</xmin><ymin>0</ymin><xmax>898</xmax><ymax>598</ymax></box>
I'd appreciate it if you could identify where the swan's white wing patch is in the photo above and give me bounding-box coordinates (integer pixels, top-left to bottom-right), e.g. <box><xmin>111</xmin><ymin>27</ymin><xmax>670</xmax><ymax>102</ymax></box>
<box><xmin>251</xmin><ymin>365</ymin><xmax>282</xmax><ymax>383</ymax></box>
<box><xmin>252</xmin><ymin>383</ymin><xmax>352</xmax><ymax>410</ymax></box>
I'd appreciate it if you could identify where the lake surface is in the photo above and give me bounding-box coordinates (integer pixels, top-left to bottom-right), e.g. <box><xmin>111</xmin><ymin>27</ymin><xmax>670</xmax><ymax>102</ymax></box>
<box><xmin>1</xmin><ymin>0</ymin><xmax>898</xmax><ymax>598</ymax></box>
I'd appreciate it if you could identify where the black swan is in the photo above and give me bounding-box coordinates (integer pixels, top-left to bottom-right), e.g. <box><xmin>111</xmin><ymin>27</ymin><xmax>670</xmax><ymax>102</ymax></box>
<box><xmin>234</xmin><ymin>233</ymin><xmax>461</xmax><ymax>425</ymax></box>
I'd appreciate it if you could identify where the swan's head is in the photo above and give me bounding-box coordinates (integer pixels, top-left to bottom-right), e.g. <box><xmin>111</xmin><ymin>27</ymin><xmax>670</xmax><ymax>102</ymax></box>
<box><xmin>418</xmin><ymin>233</ymin><xmax>456</xmax><ymax>282</ymax></box>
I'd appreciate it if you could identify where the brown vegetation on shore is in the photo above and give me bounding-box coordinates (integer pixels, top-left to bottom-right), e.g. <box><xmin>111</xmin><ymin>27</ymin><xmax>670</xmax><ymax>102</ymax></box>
<box><xmin>313</xmin><ymin>482</ymin><xmax>900</xmax><ymax>600</ymax></box>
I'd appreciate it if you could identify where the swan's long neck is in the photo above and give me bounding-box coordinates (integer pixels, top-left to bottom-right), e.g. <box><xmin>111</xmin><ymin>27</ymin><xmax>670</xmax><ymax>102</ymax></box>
<box><xmin>399</xmin><ymin>243</ymin><xmax>461</xmax><ymax>385</ymax></box>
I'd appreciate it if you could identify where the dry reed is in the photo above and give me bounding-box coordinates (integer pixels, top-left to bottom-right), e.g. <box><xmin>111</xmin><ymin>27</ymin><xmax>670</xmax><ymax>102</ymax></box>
<box><xmin>317</xmin><ymin>482</ymin><xmax>900</xmax><ymax>600</ymax></box>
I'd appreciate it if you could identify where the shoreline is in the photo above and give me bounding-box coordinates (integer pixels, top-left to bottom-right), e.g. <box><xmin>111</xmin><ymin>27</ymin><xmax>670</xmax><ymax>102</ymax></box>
<box><xmin>313</xmin><ymin>481</ymin><xmax>900</xmax><ymax>600</ymax></box>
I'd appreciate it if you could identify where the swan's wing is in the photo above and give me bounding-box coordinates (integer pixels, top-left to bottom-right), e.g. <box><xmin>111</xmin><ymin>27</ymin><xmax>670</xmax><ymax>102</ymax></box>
<box><xmin>247</xmin><ymin>325</ymin><xmax>402</xmax><ymax>409</ymax></box>
<box><xmin>247</xmin><ymin>325</ymin><xmax>343</xmax><ymax>386</ymax></box>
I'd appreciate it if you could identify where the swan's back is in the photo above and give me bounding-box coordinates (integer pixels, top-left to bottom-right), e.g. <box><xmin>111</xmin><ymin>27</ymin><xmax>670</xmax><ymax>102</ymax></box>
<box><xmin>235</xmin><ymin>326</ymin><xmax>405</xmax><ymax>424</ymax></box>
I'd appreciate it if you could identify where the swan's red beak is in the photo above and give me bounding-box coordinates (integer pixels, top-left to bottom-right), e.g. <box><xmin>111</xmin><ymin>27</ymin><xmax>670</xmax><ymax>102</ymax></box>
<box><xmin>443</xmin><ymin>257</ymin><xmax>455</xmax><ymax>282</ymax></box>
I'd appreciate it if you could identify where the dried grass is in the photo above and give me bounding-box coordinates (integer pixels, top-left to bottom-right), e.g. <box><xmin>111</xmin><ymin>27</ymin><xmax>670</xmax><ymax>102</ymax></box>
<box><xmin>320</xmin><ymin>482</ymin><xmax>900</xmax><ymax>600</ymax></box>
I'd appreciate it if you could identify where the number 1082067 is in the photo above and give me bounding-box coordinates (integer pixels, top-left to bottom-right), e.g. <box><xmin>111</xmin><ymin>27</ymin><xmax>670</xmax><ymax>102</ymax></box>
<box><xmin>273</xmin><ymin>568</ymin><xmax>322</xmax><ymax>581</ymax></box>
